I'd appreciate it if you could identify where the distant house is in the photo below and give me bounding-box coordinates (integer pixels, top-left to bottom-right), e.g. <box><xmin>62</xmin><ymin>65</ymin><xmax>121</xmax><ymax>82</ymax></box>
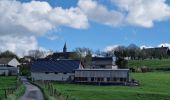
<box><xmin>23</xmin><ymin>56</ymin><xmax>33</xmax><ymax>62</ymax></box>
<box><xmin>46</xmin><ymin>43</ymin><xmax>76</xmax><ymax>59</ymax></box>
<box><xmin>31</xmin><ymin>59</ymin><xmax>81</xmax><ymax>81</ymax></box>
<box><xmin>0</xmin><ymin>58</ymin><xmax>20</xmax><ymax>76</ymax></box>
<box><xmin>74</xmin><ymin>69</ymin><xmax>129</xmax><ymax>85</ymax></box>
<box><xmin>143</xmin><ymin>46</ymin><xmax>170</xmax><ymax>58</ymax></box>
<box><xmin>90</xmin><ymin>57</ymin><xmax>117</xmax><ymax>69</ymax></box>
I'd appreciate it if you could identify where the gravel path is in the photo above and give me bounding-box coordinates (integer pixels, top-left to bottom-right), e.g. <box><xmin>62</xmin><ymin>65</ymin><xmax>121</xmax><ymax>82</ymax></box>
<box><xmin>19</xmin><ymin>77</ymin><xmax>44</xmax><ymax>100</ymax></box>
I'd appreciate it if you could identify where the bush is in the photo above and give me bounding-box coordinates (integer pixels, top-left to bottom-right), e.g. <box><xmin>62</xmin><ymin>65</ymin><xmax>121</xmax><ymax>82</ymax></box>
<box><xmin>141</xmin><ymin>66</ymin><xmax>148</xmax><ymax>72</ymax></box>
<box><xmin>115</xmin><ymin>57</ymin><xmax>128</xmax><ymax>69</ymax></box>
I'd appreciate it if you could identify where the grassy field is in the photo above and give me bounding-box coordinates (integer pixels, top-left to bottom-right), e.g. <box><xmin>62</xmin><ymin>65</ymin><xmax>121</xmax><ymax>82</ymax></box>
<box><xmin>0</xmin><ymin>76</ymin><xmax>17</xmax><ymax>88</ymax></box>
<box><xmin>128</xmin><ymin>59</ymin><xmax>170</xmax><ymax>68</ymax></box>
<box><xmin>52</xmin><ymin>72</ymin><xmax>170</xmax><ymax>100</ymax></box>
<box><xmin>0</xmin><ymin>76</ymin><xmax>17</xmax><ymax>99</ymax></box>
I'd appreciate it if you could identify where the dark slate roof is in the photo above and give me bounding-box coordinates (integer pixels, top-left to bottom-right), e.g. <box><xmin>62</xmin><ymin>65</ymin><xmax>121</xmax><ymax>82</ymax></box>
<box><xmin>143</xmin><ymin>47</ymin><xmax>169</xmax><ymax>54</ymax></box>
<box><xmin>0</xmin><ymin>65</ymin><xmax>14</xmax><ymax>67</ymax></box>
<box><xmin>31</xmin><ymin>59</ymin><xmax>80</xmax><ymax>73</ymax></box>
<box><xmin>92</xmin><ymin>57</ymin><xmax>112</xmax><ymax>61</ymax></box>
<box><xmin>0</xmin><ymin>58</ymin><xmax>13</xmax><ymax>64</ymax></box>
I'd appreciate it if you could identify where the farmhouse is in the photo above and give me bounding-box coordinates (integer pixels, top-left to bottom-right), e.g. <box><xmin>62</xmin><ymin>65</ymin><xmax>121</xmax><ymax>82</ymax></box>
<box><xmin>143</xmin><ymin>46</ymin><xmax>170</xmax><ymax>58</ymax></box>
<box><xmin>0</xmin><ymin>58</ymin><xmax>20</xmax><ymax>76</ymax></box>
<box><xmin>91</xmin><ymin>57</ymin><xmax>117</xmax><ymax>69</ymax></box>
<box><xmin>31</xmin><ymin>59</ymin><xmax>81</xmax><ymax>81</ymax></box>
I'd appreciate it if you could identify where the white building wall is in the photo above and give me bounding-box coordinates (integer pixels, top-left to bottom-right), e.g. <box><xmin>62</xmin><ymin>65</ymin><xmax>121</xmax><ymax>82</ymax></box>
<box><xmin>0</xmin><ymin>67</ymin><xmax>18</xmax><ymax>76</ymax></box>
<box><xmin>31</xmin><ymin>72</ymin><xmax>74</xmax><ymax>81</ymax></box>
<box><xmin>0</xmin><ymin>70</ymin><xmax>8</xmax><ymax>76</ymax></box>
<box><xmin>75</xmin><ymin>70</ymin><xmax>129</xmax><ymax>78</ymax></box>
<box><xmin>8</xmin><ymin>58</ymin><xmax>20</xmax><ymax>67</ymax></box>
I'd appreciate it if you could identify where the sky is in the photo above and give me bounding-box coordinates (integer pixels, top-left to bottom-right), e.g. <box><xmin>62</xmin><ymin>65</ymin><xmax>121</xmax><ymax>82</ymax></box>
<box><xmin>0</xmin><ymin>0</ymin><xmax>170</xmax><ymax>57</ymax></box>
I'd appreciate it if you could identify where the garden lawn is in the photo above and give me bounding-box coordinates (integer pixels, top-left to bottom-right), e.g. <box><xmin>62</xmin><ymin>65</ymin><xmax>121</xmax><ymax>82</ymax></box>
<box><xmin>52</xmin><ymin>72</ymin><xmax>170</xmax><ymax>100</ymax></box>
<box><xmin>128</xmin><ymin>59</ymin><xmax>170</xmax><ymax>68</ymax></box>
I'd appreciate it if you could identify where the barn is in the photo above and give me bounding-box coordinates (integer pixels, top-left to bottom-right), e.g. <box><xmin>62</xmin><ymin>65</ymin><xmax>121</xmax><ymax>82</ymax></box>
<box><xmin>74</xmin><ymin>69</ymin><xmax>129</xmax><ymax>85</ymax></box>
<box><xmin>31</xmin><ymin>59</ymin><xmax>81</xmax><ymax>81</ymax></box>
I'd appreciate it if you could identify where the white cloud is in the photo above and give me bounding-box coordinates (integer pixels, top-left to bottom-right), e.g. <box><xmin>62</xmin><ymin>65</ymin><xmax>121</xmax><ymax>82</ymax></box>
<box><xmin>0</xmin><ymin>36</ymin><xmax>38</xmax><ymax>57</ymax></box>
<box><xmin>104</xmin><ymin>45</ymin><xmax>119</xmax><ymax>52</ymax></box>
<box><xmin>158</xmin><ymin>43</ymin><xmax>170</xmax><ymax>48</ymax></box>
<box><xmin>0</xmin><ymin>0</ymin><xmax>88</xmax><ymax>36</ymax></box>
<box><xmin>0</xmin><ymin>0</ymin><xmax>89</xmax><ymax>57</ymax></box>
<box><xmin>140</xmin><ymin>45</ymin><xmax>153</xmax><ymax>49</ymax></box>
<box><xmin>0</xmin><ymin>35</ymin><xmax>52</xmax><ymax>57</ymax></box>
<box><xmin>1</xmin><ymin>0</ymin><xmax>170</xmax><ymax>57</ymax></box>
<box><xmin>78</xmin><ymin>0</ymin><xmax>124</xmax><ymax>27</ymax></box>
<box><xmin>112</xmin><ymin>0</ymin><xmax>170</xmax><ymax>28</ymax></box>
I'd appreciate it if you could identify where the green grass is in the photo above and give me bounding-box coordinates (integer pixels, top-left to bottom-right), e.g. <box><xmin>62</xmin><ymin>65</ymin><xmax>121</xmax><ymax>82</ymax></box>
<box><xmin>128</xmin><ymin>59</ymin><xmax>170</xmax><ymax>68</ymax></box>
<box><xmin>31</xmin><ymin>81</ymin><xmax>56</xmax><ymax>100</ymax></box>
<box><xmin>52</xmin><ymin>72</ymin><xmax>170</xmax><ymax>100</ymax></box>
<box><xmin>0</xmin><ymin>76</ymin><xmax>17</xmax><ymax>88</ymax></box>
<box><xmin>0</xmin><ymin>76</ymin><xmax>17</xmax><ymax>99</ymax></box>
<box><xmin>6</xmin><ymin>84</ymin><xmax>26</xmax><ymax>100</ymax></box>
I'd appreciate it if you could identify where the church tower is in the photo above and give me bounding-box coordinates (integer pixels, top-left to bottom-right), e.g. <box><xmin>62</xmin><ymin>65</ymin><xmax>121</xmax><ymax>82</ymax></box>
<box><xmin>63</xmin><ymin>42</ymin><xmax>67</xmax><ymax>53</ymax></box>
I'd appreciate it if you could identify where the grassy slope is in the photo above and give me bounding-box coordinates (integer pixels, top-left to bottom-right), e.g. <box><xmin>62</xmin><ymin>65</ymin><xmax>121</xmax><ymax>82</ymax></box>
<box><xmin>128</xmin><ymin>59</ymin><xmax>170</xmax><ymax>68</ymax></box>
<box><xmin>0</xmin><ymin>76</ymin><xmax>17</xmax><ymax>99</ymax></box>
<box><xmin>0</xmin><ymin>76</ymin><xmax>17</xmax><ymax>88</ymax></box>
<box><xmin>7</xmin><ymin>84</ymin><xmax>26</xmax><ymax>100</ymax></box>
<box><xmin>52</xmin><ymin>72</ymin><xmax>170</xmax><ymax>100</ymax></box>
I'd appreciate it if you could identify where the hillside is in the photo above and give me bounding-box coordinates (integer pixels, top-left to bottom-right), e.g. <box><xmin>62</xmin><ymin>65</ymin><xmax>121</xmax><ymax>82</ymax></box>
<box><xmin>128</xmin><ymin>59</ymin><xmax>170</xmax><ymax>68</ymax></box>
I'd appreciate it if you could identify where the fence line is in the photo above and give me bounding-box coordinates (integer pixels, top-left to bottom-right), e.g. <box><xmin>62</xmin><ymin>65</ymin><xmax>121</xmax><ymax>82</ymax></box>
<box><xmin>33</xmin><ymin>80</ymin><xmax>76</xmax><ymax>100</ymax></box>
<box><xmin>0</xmin><ymin>80</ymin><xmax>22</xmax><ymax>100</ymax></box>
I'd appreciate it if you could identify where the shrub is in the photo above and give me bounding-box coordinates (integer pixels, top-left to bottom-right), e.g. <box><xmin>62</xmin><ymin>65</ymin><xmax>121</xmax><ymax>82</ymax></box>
<box><xmin>115</xmin><ymin>57</ymin><xmax>128</xmax><ymax>69</ymax></box>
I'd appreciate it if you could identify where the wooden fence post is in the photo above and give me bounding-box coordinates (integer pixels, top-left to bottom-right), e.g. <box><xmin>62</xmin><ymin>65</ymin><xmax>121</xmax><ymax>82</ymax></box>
<box><xmin>4</xmin><ymin>89</ymin><xmax>7</xmax><ymax>99</ymax></box>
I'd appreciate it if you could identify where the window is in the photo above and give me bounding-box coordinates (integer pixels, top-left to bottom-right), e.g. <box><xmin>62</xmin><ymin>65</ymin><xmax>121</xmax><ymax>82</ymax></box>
<box><xmin>97</xmin><ymin>77</ymin><xmax>104</xmax><ymax>82</ymax></box>
<box><xmin>45</xmin><ymin>72</ymin><xmax>49</xmax><ymax>74</ymax></box>
<box><xmin>91</xmin><ymin>77</ymin><xmax>94</xmax><ymax>82</ymax></box>
<box><xmin>113</xmin><ymin>77</ymin><xmax>117</xmax><ymax>81</ymax></box>
<box><xmin>100</xmin><ymin>65</ymin><xmax>105</xmax><ymax>68</ymax></box>
<box><xmin>75</xmin><ymin>77</ymin><xmax>88</xmax><ymax>81</ymax></box>
<box><xmin>120</xmin><ymin>78</ymin><xmax>123</xmax><ymax>82</ymax></box>
<box><xmin>107</xmin><ymin>78</ymin><xmax>110</xmax><ymax>82</ymax></box>
<box><xmin>120</xmin><ymin>78</ymin><xmax>126</xmax><ymax>82</ymax></box>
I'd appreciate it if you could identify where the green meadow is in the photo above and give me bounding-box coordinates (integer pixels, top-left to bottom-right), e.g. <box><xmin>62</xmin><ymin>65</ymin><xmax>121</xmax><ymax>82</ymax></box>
<box><xmin>0</xmin><ymin>76</ymin><xmax>17</xmax><ymax>99</ymax></box>
<box><xmin>0</xmin><ymin>76</ymin><xmax>17</xmax><ymax>88</ymax></box>
<box><xmin>52</xmin><ymin>72</ymin><xmax>170</xmax><ymax>100</ymax></box>
<box><xmin>128</xmin><ymin>59</ymin><xmax>170</xmax><ymax>68</ymax></box>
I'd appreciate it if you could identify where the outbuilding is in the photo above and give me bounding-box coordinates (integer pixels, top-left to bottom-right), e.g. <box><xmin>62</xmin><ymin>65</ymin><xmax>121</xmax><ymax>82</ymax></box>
<box><xmin>0</xmin><ymin>58</ymin><xmax>20</xmax><ymax>76</ymax></box>
<box><xmin>74</xmin><ymin>69</ymin><xmax>129</xmax><ymax>85</ymax></box>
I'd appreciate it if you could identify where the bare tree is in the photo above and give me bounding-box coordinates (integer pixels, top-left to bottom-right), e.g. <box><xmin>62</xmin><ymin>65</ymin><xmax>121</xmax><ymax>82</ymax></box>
<box><xmin>28</xmin><ymin>50</ymin><xmax>45</xmax><ymax>59</ymax></box>
<box><xmin>74</xmin><ymin>47</ymin><xmax>92</xmax><ymax>58</ymax></box>
<box><xmin>74</xmin><ymin>47</ymin><xmax>92</xmax><ymax>67</ymax></box>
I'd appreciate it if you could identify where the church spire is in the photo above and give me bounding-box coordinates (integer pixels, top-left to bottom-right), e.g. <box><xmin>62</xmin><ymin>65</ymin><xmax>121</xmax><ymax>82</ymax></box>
<box><xmin>63</xmin><ymin>42</ymin><xmax>67</xmax><ymax>53</ymax></box>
